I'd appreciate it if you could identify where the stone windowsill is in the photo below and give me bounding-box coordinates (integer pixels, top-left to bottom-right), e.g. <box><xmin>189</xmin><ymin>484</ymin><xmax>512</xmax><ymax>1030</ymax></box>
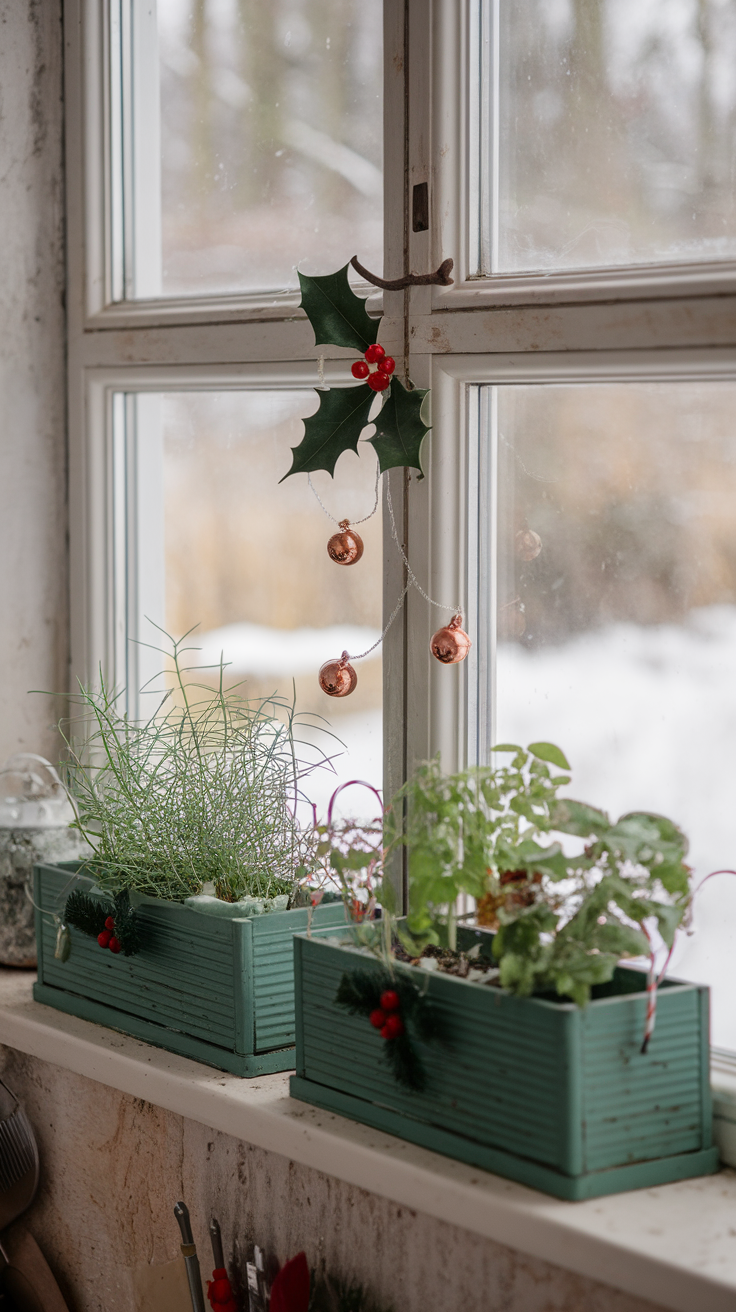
<box><xmin>0</xmin><ymin>969</ymin><xmax>735</xmax><ymax>1312</ymax></box>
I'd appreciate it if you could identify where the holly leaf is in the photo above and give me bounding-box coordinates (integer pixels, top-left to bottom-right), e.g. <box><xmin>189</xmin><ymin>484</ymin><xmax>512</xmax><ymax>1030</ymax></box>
<box><xmin>280</xmin><ymin>384</ymin><xmax>374</xmax><ymax>480</ymax></box>
<box><xmin>298</xmin><ymin>264</ymin><xmax>379</xmax><ymax>352</ymax></box>
<box><xmin>369</xmin><ymin>380</ymin><xmax>430</xmax><ymax>473</ymax></box>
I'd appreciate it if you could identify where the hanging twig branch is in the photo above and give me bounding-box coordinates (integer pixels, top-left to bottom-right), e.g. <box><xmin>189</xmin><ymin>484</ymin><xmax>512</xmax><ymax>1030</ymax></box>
<box><xmin>351</xmin><ymin>255</ymin><xmax>454</xmax><ymax>290</ymax></box>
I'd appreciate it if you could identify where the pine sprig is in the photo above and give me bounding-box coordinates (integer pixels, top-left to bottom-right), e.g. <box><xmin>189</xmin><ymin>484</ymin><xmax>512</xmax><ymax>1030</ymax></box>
<box><xmin>63</xmin><ymin>888</ymin><xmax>141</xmax><ymax>957</ymax></box>
<box><xmin>65</xmin><ymin>890</ymin><xmax>108</xmax><ymax>938</ymax></box>
<box><xmin>112</xmin><ymin>890</ymin><xmax>140</xmax><ymax>957</ymax></box>
<box><xmin>309</xmin><ymin>1273</ymin><xmax>394</xmax><ymax>1312</ymax></box>
<box><xmin>335</xmin><ymin>967</ymin><xmax>448</xmax><ymax>1092</ymax></box>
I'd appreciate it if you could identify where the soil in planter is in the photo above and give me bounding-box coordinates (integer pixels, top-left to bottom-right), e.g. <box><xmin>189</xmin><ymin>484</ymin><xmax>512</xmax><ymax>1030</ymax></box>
<box><xmin>392</xmin><ymin>938</ymin><xmax>500</xmax><ymax>981</ymax></box>
<box><xmin>391</xmin><ymin>936</ymin><xmax>651</xmax><ymax>1001</ymax></box>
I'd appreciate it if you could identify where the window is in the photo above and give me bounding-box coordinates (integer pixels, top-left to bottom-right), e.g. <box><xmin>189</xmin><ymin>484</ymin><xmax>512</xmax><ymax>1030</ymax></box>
<box><xmin>67</xmin><ymin>1</ymin><xmax>736</xmax><ymax>1046</ymax></box>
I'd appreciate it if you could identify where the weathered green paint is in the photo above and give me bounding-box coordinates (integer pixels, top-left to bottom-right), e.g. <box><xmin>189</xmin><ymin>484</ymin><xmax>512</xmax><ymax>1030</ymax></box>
<box><xmin>289</xmin><ymin>928</ymin><xmax>719</xmax><ymax>1200</ymax></box>
<box><xmin>33</xmin><ymin>862</ymin><xmax>346</xmax><ymax>1077</ymax></box>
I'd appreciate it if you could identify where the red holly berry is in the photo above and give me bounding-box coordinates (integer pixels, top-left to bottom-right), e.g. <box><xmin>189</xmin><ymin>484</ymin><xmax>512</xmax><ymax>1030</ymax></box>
<box><xmin>364</xmin><ymin>343</ymin><xmax>385</xmax><ymax>364</ymax></box>
<box><xmin>105</xmin><ymin>916</ymin><xmax>115</xmax><ymax>931</ymax></box>
<box><xmin>97</xmin><ymin>930</ymin><xmax>111</xmax><ymax>949</ymax></box>
<box><xmin>380</xmin><ymin>989</ymin><xmax>400</xmax><ymax>1013</ymax></box>
<box><xmin>351</xmin><ymin>360</ymin><xmax>370</xmax><ymax>380</ymax></box>
<box><xmin>382</xmin><ymin>1014</ymin><xmax>405</xmax><ymax>1040</ymax></box>
<box><xmin>108</xmin><ymin>937</ymin><xmax>122</xmax><ymax>954</ymax></box>
<box><xmin>369</xmin><ymin>1008</ymin><xmax>386</xmax><ymax>1029</ymax></box>
<box><xmin>377</xmin><ymin>356</ymin><xmax>395</xmax><ymax>376</ymax></box>
<box><xmin>367</xmin><ymin>372</ymin><xmax>390</xmax><ymax>392</ymax></box>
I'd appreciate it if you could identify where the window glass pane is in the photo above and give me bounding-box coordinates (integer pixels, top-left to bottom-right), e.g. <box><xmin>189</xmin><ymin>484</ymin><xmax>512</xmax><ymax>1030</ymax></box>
<box><xmin>155</xmin><ymin>0</ymin><xmax>382</xmax><ymax>296</ymax></box>
<box><xmin>473</xmin><ymin>0</ymin><xmax>736</xmax><ymax>275</ymax></box>
<box><xmin>483</xmin><ymin>380</ymin><xmax>736</xmax><ymax>1049</ymax></box>
<box><xmin>122</xmin><ymin>390</ymin><xmax>382</xmax><ymax>820</ymax></box>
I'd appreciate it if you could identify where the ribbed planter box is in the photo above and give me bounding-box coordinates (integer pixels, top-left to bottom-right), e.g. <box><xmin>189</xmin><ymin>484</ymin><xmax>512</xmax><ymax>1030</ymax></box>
<box><xmin>33</xmin><ymin>861</ymin><xmax>346</xmax><ymax>1076</ymax></box>
<box><xmin>290</xmin><ymin>927</ymin><xmax>719</xmax><ymax>1200</ymax></box>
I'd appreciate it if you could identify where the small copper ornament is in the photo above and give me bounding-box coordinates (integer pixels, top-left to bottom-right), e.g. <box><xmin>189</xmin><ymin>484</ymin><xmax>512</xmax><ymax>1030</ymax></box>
<box><xmin>430</xmin><ymin>614</ymin><xmax>471</xmax><ymax>665</ymax></box>
<box><xmin>318</xmin><ymin>650</ymin><xmax>358</xmax><ymax>697</ymax></box>
<box><xmin>327</xmin><ymin>520</ymin><xmax>364</xmax><ymax>566</ymax></box>
<box><xmin>516</xmin><ymin>528</ymin><xmax>542</xmax><ymax>561</ymax></box>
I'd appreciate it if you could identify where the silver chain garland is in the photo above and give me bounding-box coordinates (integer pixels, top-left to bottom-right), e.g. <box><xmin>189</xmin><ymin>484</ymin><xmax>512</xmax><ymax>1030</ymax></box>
<box><xmin>308</xmin><ymin>460</ymin><xmax>381</xmax><ymax>527</ymax></box>
<box><xmin>342</xmin><ymin>480</ymin><xmax>463</xmax><ymax>663</ymax></box>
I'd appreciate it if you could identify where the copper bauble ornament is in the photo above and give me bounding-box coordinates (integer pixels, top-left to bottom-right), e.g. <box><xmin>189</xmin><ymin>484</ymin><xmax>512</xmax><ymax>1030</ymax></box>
<box><xmin>327</xmin><ymin>520</ymin><xmax>364</xmax><ymax>566</ymax></box>
<box><xmin>318</xmin><ymin>650</ymin><xmax>358</xmax><ymax>697</ymax></box>
<box><xmin>430</xmin><ymin>614</ymin><xmax>471</xmax><ymax>665</ymax></box>
<box><xmin>516</xmin><ymin>528</ymin><xmax>542</xmax><ymax>561</ymax></box>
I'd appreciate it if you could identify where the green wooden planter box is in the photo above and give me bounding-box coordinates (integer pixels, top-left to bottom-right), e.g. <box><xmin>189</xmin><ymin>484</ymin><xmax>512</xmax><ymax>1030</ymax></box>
<box><xmin>32</xmin><ymin>861</ymin><xmax>347</xmax><ymax>1076</ymax></box>
<box><xmin>290</xmin><ymin>926</ymin><xmax>720</xmax><ymax>1200</ymax></box>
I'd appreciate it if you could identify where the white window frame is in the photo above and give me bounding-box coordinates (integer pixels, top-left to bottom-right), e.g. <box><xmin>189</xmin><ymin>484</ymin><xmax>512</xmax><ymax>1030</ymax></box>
<box><xmin>65</xmin><ymin>0</ymin><xmax>736</xmax><ymax>930</ymax></box>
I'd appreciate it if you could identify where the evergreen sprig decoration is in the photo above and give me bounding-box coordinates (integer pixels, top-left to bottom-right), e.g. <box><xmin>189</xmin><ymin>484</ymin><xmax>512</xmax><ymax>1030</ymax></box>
<box><xmin>64</xmin><ymin>889</ymin><xmax>141</xmax><ymax>957</ymax></box>
<box><xmin>309</xmin><ymin>1272</ymin><xmax>394</xmax><ymax>1312</ymax></box>
<box><xmin>335</xmin><ymin>967</ymin><xmax>448</xmax><ymax>1092</ymax></box>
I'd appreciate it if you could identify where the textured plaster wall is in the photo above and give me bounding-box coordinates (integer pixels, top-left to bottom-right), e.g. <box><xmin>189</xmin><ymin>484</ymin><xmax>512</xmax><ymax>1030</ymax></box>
<box><xmin>0</xmin><ymin>0</ymin><xmax>67</xmax><ymax>764</ymax></box>
<box><xmin>0</xmin><ymin>1046</ymin><xmax>672</xmax><ymax>1312</ymax></box>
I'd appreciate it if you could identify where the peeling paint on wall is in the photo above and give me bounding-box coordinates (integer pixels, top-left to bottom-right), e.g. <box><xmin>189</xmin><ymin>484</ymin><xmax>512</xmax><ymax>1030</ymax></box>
<box><xmin>0</xmin><ymin>0</ymin><xmax>67</xmax><ymax>763</ymax></box>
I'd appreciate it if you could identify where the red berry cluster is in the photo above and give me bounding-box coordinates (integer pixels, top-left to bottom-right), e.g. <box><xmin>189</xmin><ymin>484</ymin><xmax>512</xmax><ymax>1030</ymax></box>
<box><xmin>369</xmin><ymin>989</ymin><xmax>405</xmax><ymax>1040</ymax></box>
<box><xmin>97</xmin><ymin>916</ymin><xmax>122</xmax><ymax>954</ymax></box>
<box><xmin>207</xmin><ymin>1268</ymin><xmax>237</xmax><ymax>1312</ymax></box>
<box><xmin>351</xmin><ymin>343</ymin><xmax>395</xmax><ymax>392</ymax></box>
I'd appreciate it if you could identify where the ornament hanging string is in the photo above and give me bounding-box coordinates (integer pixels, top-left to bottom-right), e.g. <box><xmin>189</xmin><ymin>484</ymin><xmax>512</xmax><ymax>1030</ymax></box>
<box><xmin>318</xmin><ymin>480</ymin><xmax>471</xmax><ymax>695</ymax></box>
<box><xmin>385</xmin><ymin>482</ymin><xmax>461</xmax><ymax>615</ymax></box>
<box><xmin>308</xmin><ymin>461</ymin><xmax>381</xmax><ymax>527</ymax></box>
<box><xmin>336</xmin><ymin>482</ymin><xmax>464</xmax><ymax>665</ymax></box>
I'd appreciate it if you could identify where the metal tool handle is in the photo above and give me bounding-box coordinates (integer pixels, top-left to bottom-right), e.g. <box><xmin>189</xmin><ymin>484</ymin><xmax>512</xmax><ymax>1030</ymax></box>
<box><xmin>174</xmin><ymin>1201</ymin><xmax>194</xmax><ymax>1246</ymax></box>
<box><xmin>174</xmin><ymin>1202</ymin><xmax>206</xmax><ymax>1312</ymax></box>
<box><xmin>209</xmin><ymin>1217</ymin><xmax>225</xmax><ymax>1271</ymax></box>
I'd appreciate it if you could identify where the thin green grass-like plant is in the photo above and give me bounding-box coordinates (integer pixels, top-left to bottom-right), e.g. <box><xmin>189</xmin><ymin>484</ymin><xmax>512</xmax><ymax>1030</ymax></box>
<box><xmin>61</xmin><ymin>629</ymin><xmax>335</xmax><ymax>903</ymax></box>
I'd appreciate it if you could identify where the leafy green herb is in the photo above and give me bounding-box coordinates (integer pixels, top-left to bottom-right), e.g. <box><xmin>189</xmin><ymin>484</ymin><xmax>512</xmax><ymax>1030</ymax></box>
<box><xmin>379</xmin><ymin>744</ymin><xmax>691</xmax><ymax>1006</ymax></box>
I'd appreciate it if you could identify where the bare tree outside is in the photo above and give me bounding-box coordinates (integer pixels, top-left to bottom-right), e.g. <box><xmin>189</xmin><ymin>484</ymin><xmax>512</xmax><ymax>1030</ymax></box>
<box><xmin>157</xmin><ymin>0</ymin><xmax>383</xmax><ymax>294</ymax></box>
<box><xmin>494</xmin><ymin>0</ymin><xmax>736</xmax><ymax>271</ymax></box>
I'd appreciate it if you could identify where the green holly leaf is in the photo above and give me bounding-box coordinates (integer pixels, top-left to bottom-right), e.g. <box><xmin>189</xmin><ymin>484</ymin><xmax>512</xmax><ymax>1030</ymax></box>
<box><xmin>298</xmin><ymin>264</ymin><xmax>379</xmax><ymax>352</ymax></box>
<box><xmin>280</xmin><ymin>384</ymin><xmax>374</xmax><ymax>480</ymax></box>
<box><xmin>369</xmin><ymin>380</ymin><xmax>430</xmax><ymax>473</ymax></box>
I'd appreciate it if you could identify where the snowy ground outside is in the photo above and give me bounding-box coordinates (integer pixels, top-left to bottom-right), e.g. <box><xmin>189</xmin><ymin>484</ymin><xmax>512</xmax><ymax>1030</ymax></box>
<box><xmin>195</xmin><ymin>621</ymin><xmax>381</xmax><ymax>678</ymax></box>
<box><xmin>497</xmin><ymin>603</ymin><xmax>736</xmax><ymax>1050</ymax></box>
<box><xmin>196</xmin><ymin>620</ymin><xmax>384</xmax><ymax>825</ymax></box>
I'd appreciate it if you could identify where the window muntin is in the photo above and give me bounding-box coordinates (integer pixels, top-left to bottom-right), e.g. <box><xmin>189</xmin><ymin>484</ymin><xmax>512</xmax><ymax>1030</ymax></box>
<box><xmin>470</xmin><ymin>0</ymin><xmax>736</xmax><ymax>277</ymax></box>
<box><xmin>473</xmin><ymin>377</ymin><xmax>736</xmax><ymax>1048</ymax></box>
<box><xmin>116</xmin><ymin>0</ymin><xmax>383</xmax><ymax>300</ymax></box>
<box><xmin>112</xmin><ymin>388</ymin><xmax>383</xmax><ymax>820</ymax></box>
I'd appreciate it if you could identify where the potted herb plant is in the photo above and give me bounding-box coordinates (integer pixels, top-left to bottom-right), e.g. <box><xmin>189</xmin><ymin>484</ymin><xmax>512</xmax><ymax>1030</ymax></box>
<box><xmin>33</xmin><ymin>636</ymin><xmax>346</xmax><ymax>1075</ymax></box>
<box><xmin>290</xmin><ymin>744</ymin><xmax>719</xmax><ymax>1199</ymax></box>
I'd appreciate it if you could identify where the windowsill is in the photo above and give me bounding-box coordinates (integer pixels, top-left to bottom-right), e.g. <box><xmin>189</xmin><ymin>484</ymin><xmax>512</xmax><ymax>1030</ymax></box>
<box><xmin>1</xmin><ymin>968</ymin><xmax>736</xmax><ymax>1312</ymax></box>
